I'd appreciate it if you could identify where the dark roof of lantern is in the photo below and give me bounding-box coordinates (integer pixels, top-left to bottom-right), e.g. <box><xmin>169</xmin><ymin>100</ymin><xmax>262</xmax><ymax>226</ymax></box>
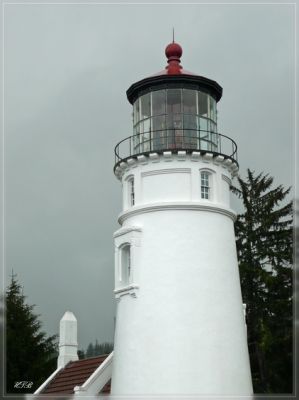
<box><xmin>40</xmin><ymin>355</ymin><xmax>110</xmax><ymax>395</ymax></box>
<box><xmin>126</xmin><ymin>41</ymin><xmax>222</xmax><ymax>104</ymax></box>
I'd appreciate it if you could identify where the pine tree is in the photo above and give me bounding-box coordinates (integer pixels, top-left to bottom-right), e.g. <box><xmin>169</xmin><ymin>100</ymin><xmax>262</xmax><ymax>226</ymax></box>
<box><xmin>85</xmin><ymin>341</ymin><xmax>113</xmax><ymax>358</ymax></box>
<box><xmin>94</xmin><ymin>339</ymin><xmax>100</xmax><ymax>355</ymax></box>
<box><xmin>6</xmin><ymin>274</ymin><xmax>58</xmax><ymax>394</ymax></box>
<box><xmin>96</xmin><ymin>341</ymin><xmax>113</xmax><ymax>355</ymax></box>
<box><xmin>86</xmin><ymin>342</ymin><xmax>94</xmax><ymax>358</ymax></box>
<box><xmin>77</xmin><ymin>349</ymin><xmax>85</xmax><ymax>359</ymax></box>
<box><xmin>231</xmin><ymin>170</ymin><xmax>293</xmax><ymax>394</ymax></box>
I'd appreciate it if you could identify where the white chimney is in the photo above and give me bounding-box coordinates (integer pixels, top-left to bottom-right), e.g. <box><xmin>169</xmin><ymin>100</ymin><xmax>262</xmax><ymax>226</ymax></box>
<box><xmin>57</xmin><ymin>311</ymin><xmax>79</xmax><ymax>368</ymax></box>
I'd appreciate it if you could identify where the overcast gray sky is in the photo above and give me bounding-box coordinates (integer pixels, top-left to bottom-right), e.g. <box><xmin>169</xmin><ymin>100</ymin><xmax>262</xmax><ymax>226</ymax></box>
<box><xmin>3</xmin><ymin>2</ymin><xmax>295</xmax><ymax>350</ymax></box>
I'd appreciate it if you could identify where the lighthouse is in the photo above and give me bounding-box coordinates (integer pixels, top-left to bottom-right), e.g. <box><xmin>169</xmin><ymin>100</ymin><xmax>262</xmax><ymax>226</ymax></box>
<box><xmin>111</xmin><ymin>41</ymin><xmax>253</xmax><ymax>396</ymax></box>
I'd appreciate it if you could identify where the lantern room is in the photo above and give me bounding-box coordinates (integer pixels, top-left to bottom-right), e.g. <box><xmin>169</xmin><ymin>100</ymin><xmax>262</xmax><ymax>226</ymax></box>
<box><xmin>131</xmin><ymin>87</ymin><xmax>217</xmax><ymax>153</ymax></box>
<box><xmin>114</xmin><ymin>41</ymin><xmax>238</xmax><ymax>171</ymax></box>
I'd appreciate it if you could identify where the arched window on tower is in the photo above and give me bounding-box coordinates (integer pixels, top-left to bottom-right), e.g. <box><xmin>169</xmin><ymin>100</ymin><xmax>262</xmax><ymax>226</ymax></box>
<box><xmin>120</xmin><ymin>244</ymin><xmax>131</xmax><ymax>286</ymax></box>
<box><xmin>200</xmin><ymin>171</ymin><xmax>211</xmax><ymax>199</ymax></box>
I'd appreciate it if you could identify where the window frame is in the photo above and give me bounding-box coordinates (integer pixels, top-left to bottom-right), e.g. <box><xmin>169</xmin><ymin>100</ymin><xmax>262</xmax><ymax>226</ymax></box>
<box><xmin>127</xmin><ymin>175</ymin><xmax>135</xmax><ymax>207</ymax></box>
<box><xmin>200</xmin><ymin>169</ymin><xmax>214</xmax><ymax>200</ymax></box>
<box><xmin>119</xmin><ymin>243</ymin><xmax>131</xmax><ymax>286</ymax></box>
<box><xmin>114</xmin><ymin>226</ymin><xmax>142</xmax><ymax>299</ymax></box>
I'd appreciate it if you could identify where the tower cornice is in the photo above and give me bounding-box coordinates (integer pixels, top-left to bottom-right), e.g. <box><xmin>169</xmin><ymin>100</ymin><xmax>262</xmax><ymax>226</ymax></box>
<box><xmin>118</xmin><ymin>201</ymin><xmax>237</xmax><ymax>225</ymax></box>
<box><xmin>114</xmin><ymin>150</ymin><xmax>238</xmax><ymax>180</ymax></box>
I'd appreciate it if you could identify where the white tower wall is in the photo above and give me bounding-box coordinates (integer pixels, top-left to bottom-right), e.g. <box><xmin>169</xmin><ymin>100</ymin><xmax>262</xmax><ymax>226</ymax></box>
<box><xmin>111</xmin><ymin>153</ymin><xmax>252</xmax><ymax>396</ymax></box>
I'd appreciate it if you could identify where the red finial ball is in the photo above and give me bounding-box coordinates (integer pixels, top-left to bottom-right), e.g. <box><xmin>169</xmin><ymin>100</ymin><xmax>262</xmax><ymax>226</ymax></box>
<box><xmin>165</xmin><ymin>42</ymin><xmax>183</xmax><ymax>60</ymax></box>
<box><xmin>165</xmin><ymin>41</ymin><xmax>183</xmax><ymax>74</ymax></box>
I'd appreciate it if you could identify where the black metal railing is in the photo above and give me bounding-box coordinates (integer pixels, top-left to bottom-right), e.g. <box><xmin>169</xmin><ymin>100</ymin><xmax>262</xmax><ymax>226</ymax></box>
<box><xmin>114</xmin><ymin>129</ymin><xmax>238</xmax><ymax>171</ymax></box>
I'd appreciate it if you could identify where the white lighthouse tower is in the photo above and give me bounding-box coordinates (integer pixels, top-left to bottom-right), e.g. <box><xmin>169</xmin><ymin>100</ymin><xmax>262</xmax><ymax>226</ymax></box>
<box><xmin>111</xmin><ymin>41</ymin><xmax>253</xmax><ymax>396</ymax></box>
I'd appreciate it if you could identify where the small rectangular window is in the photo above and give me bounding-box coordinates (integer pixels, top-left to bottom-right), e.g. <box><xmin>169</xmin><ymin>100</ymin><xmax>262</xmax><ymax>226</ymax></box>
<box><xmin>128</xmin><ymin>178</ymin><xmax>135</xmax><ymax>206</ymax></box>
<box><xmin>201</xmin><ymin>172</ymin><xmax>210</xmax><ymax>199</ymax></box>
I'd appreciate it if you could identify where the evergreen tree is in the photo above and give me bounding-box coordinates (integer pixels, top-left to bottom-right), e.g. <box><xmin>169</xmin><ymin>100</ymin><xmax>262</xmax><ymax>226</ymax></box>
<box><xmin>77</xmin><ymin>349</ymin><xmax>85</xmax><ymax>359</ymax></box>
<box><xmin>96</xmin><ymin>341</ymin><xmax>114</xmax><ymax>355</ymax></box>
<box><xmin>6</xmin><ymin>274</ymin><xmax>58</xmax><ymax>394</ymax></box>
<box><xmin>86</xmin><ymin>342</ymin><xmax>94</xmax><ymax>358</ymax></box>
<box><xmin>232</xmin><ymin>170</ymin><xmax>293</xmax><ymax>394</ymax></box>
<box><xmin>85</xmin><ymin>341</ymin><xmax>113</xmax><ymax>357</ymax></box>
<box><xmin>94</xmin><ymin>339</ymin><xmax>100</xmax><ymax>355</ymax></box>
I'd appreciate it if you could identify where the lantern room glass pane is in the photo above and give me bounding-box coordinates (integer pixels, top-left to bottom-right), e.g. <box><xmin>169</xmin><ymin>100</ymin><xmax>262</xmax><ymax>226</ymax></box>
<box><xmin>167</xmin><ymin>113</ymin><xmax>183</xmax><ymax>129</ymax></box>
<box><xmin>200</xmin><ymin>128</ymin><xmax>209</xmax><ymax>151</ymax></box>
<box><xmin>141</xmin><ymin>93</ymin><xmax>151</xmax><ymax>120</ymax></box>
<box><xmin>133</xmin><ymin>99</ymin><xmax>140</xmax><ymax>125</ymax></box>
<box><xmin>210</xmin><ymin>121</ymin><xmax>216</xmax><ymax>133</ymax></box>
<box><xmin>198</xmin><ymin>92</ymin><xmax>208</xmax><ymax>117</ymax></box>
<box><xmin>167</xmin><ymin>89</ymin><xmax>182</xmax><ymax>115</ymax></box>
<box><xmin>152</xmin><ymin>90</ymin><xmax>166</xmax><ymax>116</ymax></box>
<box><xmin>152</xmin><ymin>115</ymin><xmax>166</xmax><ymax>135</ymax></box>
<box><xmin>143</xmin><ymin>118</ymin><xmax>150</xmax><ymax>134</ymax></box>
<box><xmin>141</xmin><ymin>118</ymin><xmax>151</xmax><ymax>152</ymax></box>
<box><xmin>209</xmin><ymin>96</ymin><xmax>216</xmax><ymax>122</ymax></box>
<box><xmin>183</xmin><ymin>89</ymin><xmax>197</xmax><ymax>114</ymax></box>
<box><xmin>137</xmin><ymin>120</ymin><xmax>144</xmax><ymax>134</ymax></box>
<box><xmin>183</xmin><ymin>114</ymin><xmax>198</xmax><ymax>149</ymax></box>
<box><xmin>152</xmin><ymin>115</ymin><xmax>166</xmax><ymax>150</ymax></box>
<box><xmin>183</xmin><ymin>114</ymin><xmax>198</xmax><ymax>130</ymax></box>
<box><xmin>133</xmin><ymin>133</ymin><xmax>140</xmax><ymax>154</ymax></box>
<box><xmin>200</xmin><ymin>117</ymin><xmax>208</xmax><ymax>132</ymax></box>
<box><xmin>210</xmin><ymin>132</ymin><xmax>218</xmax><ymax>151</ymax></box>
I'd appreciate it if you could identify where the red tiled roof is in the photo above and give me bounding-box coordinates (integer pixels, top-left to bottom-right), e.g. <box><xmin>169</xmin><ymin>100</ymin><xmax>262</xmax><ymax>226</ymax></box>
<box><xmin>101</xmin><ymin>379</ymin><xmax>111</xmax><ymax>393</ymax></box>
<box><xmin>41</xmin><ymin>355</ymin><xmax>110</xmax><ymax>395</ymax></box>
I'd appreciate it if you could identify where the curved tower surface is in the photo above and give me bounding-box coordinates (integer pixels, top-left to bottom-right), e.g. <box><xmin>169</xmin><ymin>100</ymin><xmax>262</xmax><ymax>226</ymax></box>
<box><xmin>111</xmin><ymin>41</ymin><xmax>253</xmax><ymax>396</ymax></box>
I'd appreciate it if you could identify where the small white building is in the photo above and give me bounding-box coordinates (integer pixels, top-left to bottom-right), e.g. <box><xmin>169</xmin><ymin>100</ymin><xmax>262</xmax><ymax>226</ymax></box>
<box><xmin>35</xmin><ymin>40</ymin><xmax>253</xmax><ymax>398</ymax></box>
<box><xmin>34</xmin><ymin>311</ymin><xmax>112</xmax><ymax>396</ymax></box>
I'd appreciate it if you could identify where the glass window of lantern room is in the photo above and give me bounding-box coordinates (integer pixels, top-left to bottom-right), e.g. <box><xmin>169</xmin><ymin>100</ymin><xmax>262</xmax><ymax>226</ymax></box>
<box><xmin>198</xmin><ymin>92</ymin><xmax>208</xmax><ymax>117</ymax></box>
<box><xmin>183</xmin><ymin>89</ymin><xmax>198</xmax><ymax>149</ymax></box>
<box><xmin>133</xmin><ymin>98</ymin><xmax>140</xmax><ymax>125</ymax></box>
<box><xmin>152</xmin><ymin>90</ymin><xmax>166</xmax><ymax>151</ymax></box>
<box><xmin>201</xmin><ymin>171</ymin><xmax>210</xmax><ymax>199</ymax></box>
<box><xmin>152</xmin><ymin>90</ymin><xmax>166</xmax><ymax>116</ymax></box>
<box><xmin>209</xmin><ymin>120</ymin><xmax>218</xmax><ymax>152</ymax></box>
<box><xmin>209</xmin><ymin>95</ymin><xmax>217</xmax><ymax>123</ymax></box>
<box><xmin>167</xmin><ymin>89</ymin><xmax>182</xmax><ymax>117</ymax></box>
<box><xmin>152</xmin><ymin>115</ymin><xmax>166</xmax><ymax>150</ymax></box>
<box><xmin>167</xmin><ymin>89</ymin><xmax>182</xmax><ymax>148</ymax></box>
<box><xmin>140</xmin><ymin>93</ymin><xmax>151</xmax><ymax>152</ymax></box>
<box><xmin>141</xmin><ymin>93</ymin><xmax>151</xmax><ymax>120</ymax></box>
<box><xmin>120</xmin><ymin>244</ymin><xmax>131</xmax><ymax>285</ymax></box>
<box><xmin>133</xmin><ymin>99</ymin><xmax>141</xmax><ymax>154</ymax></box>
<box><xmin>183</xmin><ymin>89</ymin><xmax>197</xmax><ymax>114</ymax></box>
